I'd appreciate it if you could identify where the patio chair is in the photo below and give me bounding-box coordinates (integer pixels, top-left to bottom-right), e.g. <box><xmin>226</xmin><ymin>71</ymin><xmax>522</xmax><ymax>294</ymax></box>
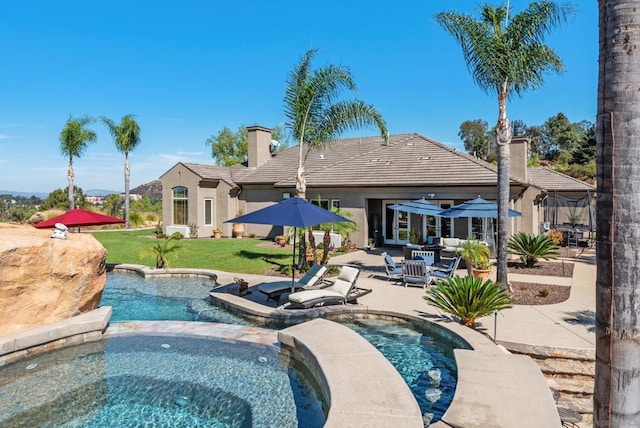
<box><xmin>401</xmin><ymin>259</ymin><xmax>432</xmax><ymax>289</ymax></box>
<box><xmin>411</xmin><ymin>250</ymin><xmax>435</xmax><ymax>264</ymax></box>
<box><xmin>258</xmin><ymin>264</ymin><xmax>327</xmax><ymax>304</ymax></box>
<box><xmin>427</xmin><ymin>257</ymin><xmax>461</xmax><ymax>286</ymax></box>
<box><xmin>288</xmin><ymin>265</ymin><xmax>371</xmax><ymax>308</ymax></box>
<box><xmin>382</xmin><ymin>252</ymin><xmax>402</xmax><ymax>282</ymax></box>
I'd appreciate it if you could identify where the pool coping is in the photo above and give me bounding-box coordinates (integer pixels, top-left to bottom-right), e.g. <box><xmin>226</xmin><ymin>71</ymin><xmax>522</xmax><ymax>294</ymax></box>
<box><xmin>0</xmin><ymin>306</ymin><xmax>112</xmax><ymax>367</ymax></box>
<box><xmin>209</xmin><ymin>276</ymin><xmax>563</xmax><ymax>427</ymax></box>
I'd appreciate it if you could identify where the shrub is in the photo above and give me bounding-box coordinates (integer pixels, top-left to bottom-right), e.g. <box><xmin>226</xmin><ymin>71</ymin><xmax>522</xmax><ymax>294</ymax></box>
<box><xmin>424</xmin><ymin>276</ymin><xmax>512</xmax><ymax>329</ymax></box>
<box><xmin>129</xmin><ymin>211</ymin><xmax>144</xmax><ymax>227</ymax></box>
<box><xmin>146</xmin><ymin>213</ymin><xmax>159</xmax><ymax>222</ymax></box>
<box><xmin>537</xmin><ymin>288</ymin><xmax>550</xmax><ymax>298</ymax></box>
<box><xmin>170</xmin><ymin>231</ymin><xmax>184</xmax><ymax>240</ymax></box>
<box><xmin>278</xmin><ymin>265</ymin><xmax>292</xmax><ymax>276</ymax></box>
<box><xmin>188</xmin><ymin>223</ymin><xmax>198</xmax><ymax>239</ymax></box>
<box><xmin>326</xmin><ymin>265</ymin><xmax>340</xmax><ymax>276</ymax></box>
<box><xmin>547</xmin><ymin>228</ymin><xmax>564</xmax><ymax>246</ymax></box>
<box><xmin>507</xmin><ymin>232</ymin><xmax>559</xmax><ymax>268</ymax></box>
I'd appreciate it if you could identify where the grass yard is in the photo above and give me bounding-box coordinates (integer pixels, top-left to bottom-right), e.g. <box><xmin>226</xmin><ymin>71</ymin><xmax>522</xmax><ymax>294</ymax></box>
<box><xmin>92</xmin><ymin>229</ymin><xmax>295</xmax><ymax>274</ymax></box>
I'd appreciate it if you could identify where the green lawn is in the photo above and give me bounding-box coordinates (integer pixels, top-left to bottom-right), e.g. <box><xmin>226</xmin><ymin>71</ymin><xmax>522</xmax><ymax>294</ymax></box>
<box><xmin>92</xmin><ymin>229</ymin><xmax>295</xmax><ymax>274</ymax></box>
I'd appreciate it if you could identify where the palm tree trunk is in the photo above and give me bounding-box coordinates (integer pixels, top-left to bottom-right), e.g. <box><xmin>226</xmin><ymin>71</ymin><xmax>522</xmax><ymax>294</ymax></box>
<box><xmin>67</xmin><ymin>157</ymin><xmax>74</xmax><ymax>210</ymax></box>
<box><xmin>495</xmin><ymin>89</ymin><xmax>511</xmax><ymax>290</ymax></box>
<box><xmin>594</xmin><ymin>2</ymin><xmax>640</xmax><ymax>426</ymax></box>
<box><xmin>124</xmin><ymin>153</ymin><xmax>130</xmax><ymax>229</ymax></box>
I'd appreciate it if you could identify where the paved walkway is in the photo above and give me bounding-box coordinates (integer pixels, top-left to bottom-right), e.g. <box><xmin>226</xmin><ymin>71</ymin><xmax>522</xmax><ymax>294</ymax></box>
<box><xmin>333</xmin><ymin>247</ymin><xmax>596</xmax><ymax>353</ymax></box>
<box><xmin>215</xmin><ymin>246</ymin><xmax>596</xmax><ymax>353</ymax></box>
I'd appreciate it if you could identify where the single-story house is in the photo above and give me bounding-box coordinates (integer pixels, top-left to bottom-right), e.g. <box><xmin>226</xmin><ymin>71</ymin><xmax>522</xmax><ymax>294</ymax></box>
<box><xmin>160</xmin><ymin>126</ymin><xmax>595</xmax><ymax>247</ymax></box>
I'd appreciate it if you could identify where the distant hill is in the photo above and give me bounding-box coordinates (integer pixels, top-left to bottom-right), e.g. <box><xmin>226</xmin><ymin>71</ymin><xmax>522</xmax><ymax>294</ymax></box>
<box><xmin>85</xmin><ymin>189</ymin><xmax>120</xmax><ymax>197</ymax></box>
<box><xmin>0</xmin><ymin>190</ymin><xmax>48</xmax><ymax>198</ymax></box>
<box><xmin>131</xmin><ymin>180</ymin><xmax>162</xmax><ymax>200</ymax></box>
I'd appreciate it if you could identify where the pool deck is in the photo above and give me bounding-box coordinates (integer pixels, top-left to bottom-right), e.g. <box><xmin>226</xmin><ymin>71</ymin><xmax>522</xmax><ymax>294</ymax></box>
<box><xmin>204</xmin><ymin>246</ymin><xmax>596</xmax><ymax>427</ymax></box>
<box><xmin>3</xmin><ymin>247</ymin><xmax>595</xmax><ymax>427</ymax></box>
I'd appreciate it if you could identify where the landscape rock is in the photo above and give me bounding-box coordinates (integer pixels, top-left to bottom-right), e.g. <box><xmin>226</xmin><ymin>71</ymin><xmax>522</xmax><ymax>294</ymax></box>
<box><xmin>0</xmin><ymin>224</ymin><xmax>107</xmax><ymax>335</ymax></box>
<box><xmin>26</xmin><ymin>212</ymin><xmax>45</xmax><ymax>224</ymax></box>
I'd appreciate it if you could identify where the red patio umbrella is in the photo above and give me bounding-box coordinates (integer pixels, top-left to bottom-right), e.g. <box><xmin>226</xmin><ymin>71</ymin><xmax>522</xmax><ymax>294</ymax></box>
<box><xmin>34</xmin><ymin>208</ymin><xmax>125</xmax><ymax>231</ymax></box>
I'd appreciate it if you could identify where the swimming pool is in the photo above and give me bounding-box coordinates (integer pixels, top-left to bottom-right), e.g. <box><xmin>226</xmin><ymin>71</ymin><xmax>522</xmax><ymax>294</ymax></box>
<box><xmin>100</xmin><ymin>272</ymin><xmax>461</xmax><ymax>425</ymax></box>
<box><xmin>0</xmin><ymin>334</ymin><xmax>326</xmax><ymax>427</ymax></box>
<box><xmin>100</xmin><ymin>272</ymin><xmax>252</xmax><ymax>325</ymax></box>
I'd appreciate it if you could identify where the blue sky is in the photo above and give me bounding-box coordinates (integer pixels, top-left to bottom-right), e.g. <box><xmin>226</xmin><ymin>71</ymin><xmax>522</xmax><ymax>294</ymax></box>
<box><xmin>0</xmin><ymin>1</ymin><xmax>597</xmax><ymax>194</ymax></box>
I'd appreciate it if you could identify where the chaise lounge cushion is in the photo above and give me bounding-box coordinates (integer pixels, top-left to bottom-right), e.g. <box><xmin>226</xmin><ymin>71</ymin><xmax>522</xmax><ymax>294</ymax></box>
<box><xmin>258</xmin><ymin>264</ymin><xmax>327</xmax><ymax>303</ymax></box>
<box><xmin>288</xmin><ymin>266</ymin><xmax>361</xmax><ymax>308</ymax></box>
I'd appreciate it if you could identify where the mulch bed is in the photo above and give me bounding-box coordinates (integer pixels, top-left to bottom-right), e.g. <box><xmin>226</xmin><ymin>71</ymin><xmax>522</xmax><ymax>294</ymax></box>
<box><xmin>507</xmin><ymin>260</ymin><xmax>574</xmax><ymax>277</ymax></box>
<box><xmin>510</xmin><ymin>282</ymin><xmax>571</xmax><ymax>305</ymax></box>
<box><xmin>507</xmin><ymin>260</ymin><xmax>574</xmax><ymax>305</ymax></box>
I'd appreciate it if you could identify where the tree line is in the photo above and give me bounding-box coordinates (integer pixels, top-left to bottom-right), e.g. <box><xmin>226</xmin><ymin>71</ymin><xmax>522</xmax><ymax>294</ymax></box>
<box><xmin>0</xmin><ymin>185</ymin><xmax>161</xmax><ymax>223</ymax></box>
<box><xmin>459</xmin><ymin>113</ymin><xmax>596</xmax><ymax>183</ymax></box>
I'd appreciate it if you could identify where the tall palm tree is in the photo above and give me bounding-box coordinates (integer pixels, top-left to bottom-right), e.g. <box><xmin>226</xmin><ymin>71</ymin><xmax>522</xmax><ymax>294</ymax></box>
<box><xmin>102</xmin><ymin>115</ymin><xmax>141</xmax><ymax>229</ymax></box>
<box><xmin>435</xmin><ymin>1</ymin><xmax>573</xmax><ymax>287</ymax></box>
<box><xmin>59</xmin><ymin>116</ymin><xmax>97</xmax><ymax>210</ymax></box>
<box><xmin>594</xmin><ymin>2</ymin><xmax>640</xmax><ymax>426</ymax></box>
<box><xmin>283</xmin><ymin>48</ymin><xmax>388</xmax><ymax>198</ymax></box>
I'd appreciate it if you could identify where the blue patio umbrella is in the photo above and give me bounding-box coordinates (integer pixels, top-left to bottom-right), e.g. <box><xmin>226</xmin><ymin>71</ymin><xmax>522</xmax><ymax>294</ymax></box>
<box><xmin>438</xmin><ymin>196</ymin><xmax>522</xmax><ymax>219</ymax></box>
<box><xmin>439</xmin><ymin>196</ymin><xmax>522</xmax><ymax>244</ymax></box>
<box><xmin>225</xmin><ymin>197</ymin><xmax>353</xmax><ymax>292</ymax></box>
<box><xmin>389</xmin><ymin>198</ymin><xmax>443</xmax><ymax>216</ymax></box>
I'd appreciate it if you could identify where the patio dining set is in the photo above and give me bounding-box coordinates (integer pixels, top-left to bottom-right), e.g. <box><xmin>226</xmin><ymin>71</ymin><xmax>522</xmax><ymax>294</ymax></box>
<box><xmin>383</xmin><ymin>250</ymin><xmax>461</xmax><ymax>289</ymax></box>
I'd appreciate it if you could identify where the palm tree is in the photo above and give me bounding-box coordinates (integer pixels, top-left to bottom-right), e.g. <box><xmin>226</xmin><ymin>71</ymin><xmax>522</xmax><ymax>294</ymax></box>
<box><xmin>59</xmin><ymin>116</ymin><xmax>97</xmax><ymax>210</ymax></box>
<box><xmin>435</xmin><ymin>1</ymin><xmax>573</xmax><ymax>288</ymax></box>
<box><xmin>283</xmin><ymin>48</ymin><xmax>388</xmax><ymax>198</ymax></box>
<box><xmin>102</xmin><ymin>115</ymin><xmax>141</xmax><ymax>229</ymax></box>
<box><xmin>594</xmin><ymin>2</ymin><xmax>640</xmax><ymax>426</ymax></box>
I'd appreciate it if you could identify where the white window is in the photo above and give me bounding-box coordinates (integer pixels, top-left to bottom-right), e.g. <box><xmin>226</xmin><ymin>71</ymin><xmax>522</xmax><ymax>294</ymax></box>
<box><xmin>310</xmin><ymin>198</ymin><xmax>340</xmax><ymax>211</ymax></box>
<box><xmin>204</xmin><ymin>198</ymin><xmax>213</xmax><ymax>226</ymax></box>
<box><xmin>172</xmin><ymin>187</ymin><xmax>188</xmax><ymax>225</ymax></box>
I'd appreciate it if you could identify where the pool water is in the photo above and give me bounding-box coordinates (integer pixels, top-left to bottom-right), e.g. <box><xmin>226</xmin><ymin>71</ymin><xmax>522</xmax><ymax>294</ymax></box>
<box><xmin>342</xmin><ymin>319</ymin><xmax>459</xmax><ymax>424</ymax></box>
<box><xmin>0</xmin><ymin>335</ymin><xmax>325</xmax><ymax>427</ymax></box>
<box><xmin>100</xmin><ymin>273</ymin><xmax>461</xmax><ymax>425</ymax></box>
<box><xmin>100</xmin><ymin>273</ymin><xmax>252</xmax><ymax>325</ymax></box>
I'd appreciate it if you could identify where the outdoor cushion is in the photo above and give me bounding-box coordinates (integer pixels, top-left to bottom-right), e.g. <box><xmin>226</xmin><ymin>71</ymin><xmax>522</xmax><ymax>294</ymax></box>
<box><xmin>287</xmin><ymin>265</ymin><xmax>362</xmax><ymax>308</ymax></box>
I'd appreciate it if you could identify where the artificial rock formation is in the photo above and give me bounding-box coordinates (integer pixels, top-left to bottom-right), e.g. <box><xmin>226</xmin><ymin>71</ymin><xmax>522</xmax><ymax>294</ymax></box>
<box><xmin>0</xmin><ymin>224</ymin><xmax>107</xmax><ymax>335</ymax></box>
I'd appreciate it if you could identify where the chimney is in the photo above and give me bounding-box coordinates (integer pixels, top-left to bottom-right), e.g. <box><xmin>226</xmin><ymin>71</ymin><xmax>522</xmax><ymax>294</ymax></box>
<box><xmin>510</xmin><ymin>136</ymin><xmax>529</xmax><ymax>182</ymax></box>
<box><xmin>247</xmin><ymin>125</ymin><xmax>273</xmax><ymax>168</ymax></box>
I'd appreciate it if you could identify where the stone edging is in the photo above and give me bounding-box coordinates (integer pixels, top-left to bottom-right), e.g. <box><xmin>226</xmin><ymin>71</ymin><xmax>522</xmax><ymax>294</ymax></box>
<box><xmin>108</xmin><ymin>263</ymin><xmax>219</xmax><ymax>281</ymax></box>
<box><xmin>278</xmin><ymin>318</ymin><xmax>424</xmax><ymax>427</ymax></box>
<box><xmin>0</xmin><ymin>306</ymin><xmax>112</xmax><ymax>367</ymax></box>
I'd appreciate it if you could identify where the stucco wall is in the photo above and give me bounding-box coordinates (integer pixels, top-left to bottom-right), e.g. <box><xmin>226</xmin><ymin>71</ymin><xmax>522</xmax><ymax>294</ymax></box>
<box><xmin>160</xmin><ymin>164</ymin><xmax>236</xmax><ymax>238</ymax></box>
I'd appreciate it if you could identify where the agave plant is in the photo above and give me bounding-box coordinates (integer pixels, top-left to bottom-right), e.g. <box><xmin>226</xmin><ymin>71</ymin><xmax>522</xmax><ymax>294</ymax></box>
<box><xmin>507</xmin><ymin>232</ymin><xmax>559</xmax><ymax>268</ymax></box>
<box><xmin>424</xmin><ymin>276</ymin><xmax>512</xmax><ymax>329</ymax></box>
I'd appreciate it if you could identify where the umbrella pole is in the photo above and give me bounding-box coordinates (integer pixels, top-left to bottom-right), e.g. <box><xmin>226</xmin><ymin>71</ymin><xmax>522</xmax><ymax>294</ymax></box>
<box><xmin>291</xmin><ymin>227</ymin><xmax>297</xmax><ymax>293</ymax></box>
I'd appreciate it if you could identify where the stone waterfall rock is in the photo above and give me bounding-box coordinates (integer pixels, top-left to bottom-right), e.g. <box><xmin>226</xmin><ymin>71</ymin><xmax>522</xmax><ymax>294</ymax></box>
<box><xmin>0</xmin><ymin>224</ymin><xmax>107</xmax><ymax>335</ymax></box>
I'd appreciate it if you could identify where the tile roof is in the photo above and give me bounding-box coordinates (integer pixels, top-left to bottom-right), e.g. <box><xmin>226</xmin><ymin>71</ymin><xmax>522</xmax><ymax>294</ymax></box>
<box><xmin>527</xmin><ymin>167</ymin><xmax>596</xmax><ymax>192</ymax></box>
<box><xmin>179</xmin><ymin>163</ymin><xmax>237</xmax><ymax>187</ymax></box>
<box><xmin>234</xmin><ymin>133</ymin><xmax>510</xmax><ymax>188</ymax></box>
<box><xmin>174</xmin><ymin>136</ymin><xmax>594</xmax><ymax>192</ymax></box>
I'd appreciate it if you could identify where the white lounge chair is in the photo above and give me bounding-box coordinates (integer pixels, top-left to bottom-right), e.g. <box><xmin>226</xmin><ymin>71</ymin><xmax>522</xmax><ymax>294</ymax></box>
<box><xmin>258</xmin><ymin>264</ymin><xmax>327</xmax><ymax>304</ymax></box>
<box><xmin>288</xmin><ymin>265</ymin><xmax>370</xmax><ymax>308</ymax></box>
